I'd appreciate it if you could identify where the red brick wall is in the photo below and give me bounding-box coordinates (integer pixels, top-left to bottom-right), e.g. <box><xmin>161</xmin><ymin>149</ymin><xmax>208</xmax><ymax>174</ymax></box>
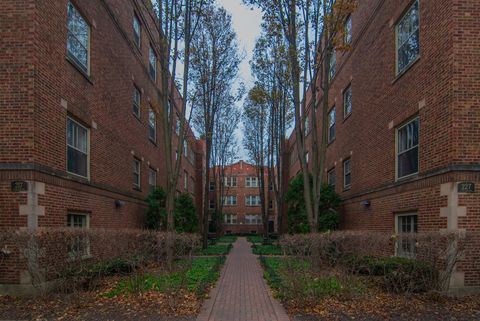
<box><xmin>209</xmin><ymin>161</ymin><xmax>276</xmax><ymax>234</ymax></box>
<box><xmin>285</xmin><ymin>0</ymin><xmax>480</xmax><ymax>288</ymax></box>
<box><xmin>0</xmin><ymin>0</ymin><xmax>203</xmax><ymax>229</ymax></box>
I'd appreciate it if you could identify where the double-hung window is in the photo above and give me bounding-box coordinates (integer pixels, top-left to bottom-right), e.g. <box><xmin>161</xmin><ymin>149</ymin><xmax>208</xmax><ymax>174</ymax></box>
<box><xmin>222</xmin><ymin>195</ymin><xmax>237</xmax><ymax>206</ymax></box>
<box><xmin>133</xmin><ymin>87</ymin><xmax>141</xmax><ymax>118</ymax></box>
<box><xmin>329</xmin><ymin>49</ymin><xmax>336</xmax><ymax>80</ymax></box>
<box><xmin>67</xmin><ymin>2</ymin><xmax>90</xmax><ymax>74</ymax></box>
<box><xmin>343</xmin><ymin>85</ymin><xmax>352</xmax><ymax>117</ymax></box>
<box><xmin>133</xmin><ymin>14</ymin><xmax>141</xmax><ymax>48</ymax></box>
<box><xmin>67</xmin><ymin>117</ymin><xmax>89</xmax><ymax>178</ymax></box>
<box><xmin>396</xmin><ymin>0</ymin><xmax>420</xmax><ymax>74</ymax></box>
<box><xmin>149</xmin><ymin>46</ymin><xmax>156</xmax><ymax>81</ymax></box>
<box><xmin>224</xmin><ymin>214</ymin><xmax>237</xmax><ymax>224</ymax></box>
<box><xmin>344</xmin><ymin>15</ymin><xmax>352</xmax><ymax>44</ymax></box>
<box><xmin>396</xmin><ymin>117</ymin><xmax>419</xmax><ymax>179</ymax></box>
<box><xmin>343</xmin><ymin>159</ymin><xmax>351</xmax><ymax>189</ymax></box>
<box><xmin>328</xmin><ymin>107</ymin><xmax>336</xmax><ymax>143</ymax></box>
<box><xmin>327</xmin><ymin>168</ymin><xmax>336</xmax><ymax>189</ymax></box>
<box><xmin>133</xmin><ymin>158</ymin><xmax>141</xmax><ymax>188</ymax></box>
<box><xmin>225</xmin><ymin>177</ymin><xmax>237</xmax><ymax>187</ymax></box>
<box><xmin>148</xmin><ymin>108</ymin><xmax>156</xmax><ymax>142</ymax></box>
<box><xmin>149</xmin><ymin>167</ymin><xmax>157</xmax><ymax>192</ymax></box>
<box><xmin>245</xmin><ymin>177</ymin><xmax>258</xmax><ymax>188</ymax></box>
<box><xmin>246</xmin><ymin>195</ymin><xmax>261</xmax><ymax>206</ymax></box>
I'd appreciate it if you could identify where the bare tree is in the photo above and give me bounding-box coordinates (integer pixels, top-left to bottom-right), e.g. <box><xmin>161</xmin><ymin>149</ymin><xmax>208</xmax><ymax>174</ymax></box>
<box><xmin>244</xmin><ymin>0</ymin><xmax>355</xmax><ymax>232</ymax></box>
<box><xmin>250</xmin><ymin>19</ymin><xmax>293</xmax><ymax>234</ymax></box>
<box><xmin>211</xmin><ymin>105</ymin><xmax>241</xmax><ymax>234</ymax></box>
<box><xmin>151</xmin><ymin>0</ymin><xmax>210</xmax><ymax>232</ymax></box>
<box><xmin>243</xmin><ymin>86</ymin><xmax>270</xmax><ymax>239</ymax></box>
<box><xmin>190</xmin><ymin>5</ymin><xmax>243</xmax><ymax>248</ymax></box>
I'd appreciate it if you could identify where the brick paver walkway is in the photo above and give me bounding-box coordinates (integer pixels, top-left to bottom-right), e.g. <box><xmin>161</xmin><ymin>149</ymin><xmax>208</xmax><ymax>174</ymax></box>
<box><xmin>196</xmin><ymin>238</ymin><xmax>290</xmax><ymax>321</ymax></box>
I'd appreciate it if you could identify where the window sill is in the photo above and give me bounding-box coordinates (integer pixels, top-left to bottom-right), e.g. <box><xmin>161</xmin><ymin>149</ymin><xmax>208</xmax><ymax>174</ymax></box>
<box><xmin>66</xmin><ymin>56</ymin><xmax>93</xmax><ymax>85</ymax></box>
<box><xmin>343</xmin><ymin>186</ymin><xmax>351</xmax><ymax>192</ymax></box>
<box><xmin>395</xmin><ymin>172</ymin><xmax>419</xmax><ymax>183</ymax></box>
<box><xmin>149</xmin><ymin>138</ymin><xmax>157</xmax><ymax>146</ymax></box>
<box><xmin>133</xmin><ymin>186</ymin><xmax>142</xmax><ymax>192</ymax></box>
<box><xmin>343</xmin><ymin>112</ymin><xmax>352</xmax><ymax>123</ymax></box>
<box><xmin>327</xmin><ymin>139</ymin><xmax>335</xmax><ymax>147</ymax></box>
<box><xmin>392</xmin><ymin>56</ymin><xmax>420</xmax><ymax>85</ymax></box>
<box><xmin>66</xmin><ymin>171</ymin><xmax>90</xmax><ymax>182</ymax></box>
<box><xmin>133</xmin><ymin>113</ymin><xmax>141</xmax><ymax>122</ymax></box>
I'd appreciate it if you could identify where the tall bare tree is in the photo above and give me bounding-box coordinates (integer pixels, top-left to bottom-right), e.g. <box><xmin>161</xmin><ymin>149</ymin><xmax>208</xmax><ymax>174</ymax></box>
<box><xmin>244</xmin><ymin>0</ymin><xmax>355</xmax><ymax>232</ymax></box>
<box><xmin>211</xmin><ymin>104</ymin><xmax>241</xmax><ymax>234</ymax></box>
<box><xmin>250</xmin><ymin>19</ymin><xmax>293</xmax><ymax>234</ymax></box>
<box><xmin>151</xmin><ymin>0</ymin><xmax>210</xmax><ymax>232</ymax></box>
<box><xmin>243</xmin><ymin>86</ymin><xmax>270</xmax><ymax>238</ymax></box>
<box><xmin>190</xmin><ymin>5</ymin><xmax>243</xmax><ymax>248</ymax></box>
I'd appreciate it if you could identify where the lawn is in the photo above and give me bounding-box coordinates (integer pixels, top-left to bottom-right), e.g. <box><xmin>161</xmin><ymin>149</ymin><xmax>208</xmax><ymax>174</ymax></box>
<box><xmin>197</xmin><ymin>244</ymin><xmax>232</xmax><ymax>255</ymax></box>
<box><xmin>246</xmin><ymin>235</ymin><xmax>275</xmax><ymax>244</ymax></box>
<box><xmin>106</xmin><ymin>256</ymin><xmax>225</xmax><ymax>297</ymax></box>
<box><xmin>216</xmin><ymin>235</ymin><xmax>238</xmax><ymax>243</ymax></box>
<box><xmin>252</xmin><ymin>244</ymin><xmax>283</xmax><ymax>255</ymax></box>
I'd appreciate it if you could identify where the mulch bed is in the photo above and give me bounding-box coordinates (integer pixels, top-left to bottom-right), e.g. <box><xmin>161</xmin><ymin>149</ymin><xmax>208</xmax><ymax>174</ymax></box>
<box><xmin>0</xmin><ymin>275</ymin><xmax>201</xmax><ymax>321</ymax></box>
<box><xmin>290</xmin><ymin>292</ymin><xmax>480</xmax><ymax>321</ymax></box>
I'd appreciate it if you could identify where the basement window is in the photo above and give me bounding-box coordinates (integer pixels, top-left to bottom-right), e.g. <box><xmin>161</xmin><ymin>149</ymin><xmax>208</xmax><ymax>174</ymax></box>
<box><xmin>395</xmin><ymin>213</ymin><xmax>418</xmax><ymax>258</ymax></box>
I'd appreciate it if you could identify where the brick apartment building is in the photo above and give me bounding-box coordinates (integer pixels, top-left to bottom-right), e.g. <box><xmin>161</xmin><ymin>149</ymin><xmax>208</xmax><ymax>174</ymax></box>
<box><xmin>286</xmin><ymin>0</ymin><xmax>480</xmax><ymax>292</ymax></box>
<box><xmin>0</xmin><ymin>0</ymin><xmax>204</xmax><ymax>290</ymax></box>
<box><xmin>209</xmin><ymin>161</ymin><xmax>277</xmax><ymax>235</ymax></box>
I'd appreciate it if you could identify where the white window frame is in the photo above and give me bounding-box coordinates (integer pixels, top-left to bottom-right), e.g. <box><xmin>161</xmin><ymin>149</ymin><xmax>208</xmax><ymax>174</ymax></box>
<box><xmin>66</xmin><ymin>2</ymin><xmax>90</xmax><ymax>75</ymax></box>
<box><xmin>224</xmin><ymin>214</ymin><xmax>237</xmax><ymax>224</ymax></box>
<box><xmin>66</xmin><ymin>117</ymin><xmax>89</xmax><ymax>179</ymax></box>
<box><xmin>148</xmin><ymin>167</ymin><xmax>157</xmax><ymax>192</ymax></box>
<box><xmin>245</xmin><ymin>177</ymin><xmax>258</xmax><ymax>188</ymax></box>
<box><xmin>329</xmin><ymin>49</ymin><xmax>336</xmax><ymax>80</ymax></box>
<box><xmin>222</xmin><ymin>195</ymin><xmax>237</xmax><ymax>206</ymax></box>
<box><xmin>246</xmin><ymin>195</ymin><xmax>261</xmax><ymax>206</ymax></box>
<box><xmin>343</xmin><ymin>84</ymin><xmax>352</xmax><ymax>118</ymax></box>
<box><xmin>343</xmin><ymin>158</ymin><xmax>351</xmax><ymax>189</ymax></box>
<box><xmin>395</xmin><ymin>213</ymin><xmax>418</xmax><ymax>258</ymax></box>
<box><xmin>133</xmin><ymin>13</ymin><xmax>141</xmax><ymax>48</ymax></box>
<box><xmin>395</xmin><ymin>117</ymin><xmax>419</xmax><ymax>180</ymax></box>
<box><xmin>344</xmin><ymin>15</ymin><xmax>352</xmax><ymax>44</ymax></box>
<box><xmin>148</xmin><ymin>108</ymin><xmax>156</xmax><ymax>142</ymax></box>
<box><xmin>133</xmin><ymin>86</ymin><xmax>141</xmax><ymax>118</ymax></box>
<box><xmin>149</xmin><ymin>46</ymin><xmax>156</xmax><ymax>81</ymax></box>
<box><xmin>133</xmin><ymin>158</ymin><xmax>141</xmax><ymax>189</ymax></box>
<box><xmin>67</xmin><ymin>212</ymin><xmax>90</xmax><ymax>259</ymax></box>
<box><xmin>328</xmin><ymin>107</ymin><xmax>336</xmax><ymax>143</ymax></box>
<box><xmin>327</xmin><ymin>168</ymin><xmax>336</xmax><ymax>189</ymax></box>
<box><xmin>184</xmin><ymin>170</ymin><xmax>188</xmax><ymax>190</ymax></box>
<box><xmin>395</xmin><ymin>0</ymin><xmax>420</xmax><ymax>75</ymax></box>
<box><xmin>224</xmin><ymin>177</ymin><xmax>237</xmax><ymax>187</ymax></box>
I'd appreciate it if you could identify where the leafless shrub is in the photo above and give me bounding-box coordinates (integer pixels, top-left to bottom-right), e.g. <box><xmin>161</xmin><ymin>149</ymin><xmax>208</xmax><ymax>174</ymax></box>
<box><xmin>280</xmin><ymin>231</ymin><xmax>470</xmax><ymax>293</ymax></box>
<box><xmin>0</xmin><ymin>228</ymin><xmax>200</xmax><ymax>296</ymax></box>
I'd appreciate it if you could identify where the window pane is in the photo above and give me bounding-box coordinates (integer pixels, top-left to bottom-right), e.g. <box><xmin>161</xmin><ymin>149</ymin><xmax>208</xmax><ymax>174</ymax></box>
<box><xmin>67</xmin><ymin>3</ymin><xmax>89</xmax><ymax>72</ymax></box>
<box><xmin>398</xmin><ymin>147</ymin><xmax>419</xmax><ymax>177</ymax></box>
<box><xmin>67</xmin><ymin>34</ymin><xmax>88</xmax><ymax>71</ymax></box>
<box><xmin>68</xmin><ymin>147</ymin><xmax>88</xmax><ymax>176</ymax></box>
<box><xmin>397</xmin><ymin>0</ymin><xmax>419</xmax><ymax>73</ymax></box>
<box><xmin>344</xmin><ymin>86</ymin><xmax>352</xmax><ymax>116</ymax></box>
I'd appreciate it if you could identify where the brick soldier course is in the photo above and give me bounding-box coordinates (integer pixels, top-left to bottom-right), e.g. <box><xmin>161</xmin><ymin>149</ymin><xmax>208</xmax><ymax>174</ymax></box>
<box><xmin>196</xmin><ymin>238</ymin><xmax>290</xmax><ymax>321</ymax></box>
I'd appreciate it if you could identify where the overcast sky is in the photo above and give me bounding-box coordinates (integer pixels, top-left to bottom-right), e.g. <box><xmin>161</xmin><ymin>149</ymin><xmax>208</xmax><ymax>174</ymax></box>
<box><xmin>215</xmin><ymin>0</ymin><xmax>263</xmax><ymax>161</ymax></box>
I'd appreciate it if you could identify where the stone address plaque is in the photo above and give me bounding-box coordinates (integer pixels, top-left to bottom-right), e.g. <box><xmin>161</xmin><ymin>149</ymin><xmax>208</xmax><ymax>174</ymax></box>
<box><xmin>11</xmin><ymin>181</ymin><xmax>28</xmax><ymax>192</ymax></box>
<box><xmin>457</xmin><ymin>182</ymin><xmax>475</xmax><ymax>194</ymax></box>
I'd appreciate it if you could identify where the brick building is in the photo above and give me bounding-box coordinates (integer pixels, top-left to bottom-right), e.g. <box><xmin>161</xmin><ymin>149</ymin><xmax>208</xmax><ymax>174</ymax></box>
<box><xmin>209</xmin><ymin>161</ymin><xmax>277</xmax><ymax>235</ymax></box>
<box><xmin>0</xmin><ymin>0</ymin><xmax>204</xmax><ymax>290</ymax></box>
<box><xmin>286</xmin><ymin>0</ymin><xmax>480</xmax><ymax>292</ymax></box>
